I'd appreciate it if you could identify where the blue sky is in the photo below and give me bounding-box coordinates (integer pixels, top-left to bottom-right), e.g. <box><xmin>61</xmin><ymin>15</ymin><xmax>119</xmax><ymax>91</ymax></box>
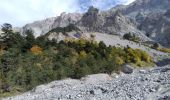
<box><xmin>0</xmin><ymin>0</ymin><xmax>135</xmax><ymax>27</ymax></box>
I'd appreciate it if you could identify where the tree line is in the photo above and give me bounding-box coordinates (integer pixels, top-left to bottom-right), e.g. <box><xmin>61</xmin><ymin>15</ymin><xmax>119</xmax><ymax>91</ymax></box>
<box><xmin>0</xmin><ymin>23</ymin><xmax>153</xmax><ymax>97</ymax></box>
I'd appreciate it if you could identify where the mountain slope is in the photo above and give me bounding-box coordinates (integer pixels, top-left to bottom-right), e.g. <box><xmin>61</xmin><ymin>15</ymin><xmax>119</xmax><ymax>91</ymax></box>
<box><xmin>123</xmin><ymin>0</ymin><xmax>170</xmax><ymax>17</ymax></box>
<box><xmin>139</xmin><ymin>10</ymin><xmax>170</xmax><ymax>46</ymax></box>
<box><xmin>20</xmin><ymin>0</ymin><xmax>170</xmax><ymax>46</ymax></box>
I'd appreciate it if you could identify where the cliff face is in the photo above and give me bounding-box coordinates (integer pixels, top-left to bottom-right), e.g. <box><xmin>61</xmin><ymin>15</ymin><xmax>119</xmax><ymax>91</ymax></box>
<box><xmin>78</xmin><ymin>7</ymin><xmax>142</xmax><ymax>36</ymax></box>
<box><xmin>21</xmin><ymin>17</ymin><xmax>56</xmax><ymax>37</ymax></box>
<box><xmin>139</xmin><ymin>10</ymin><xmax>170</xmax><ymax>46</ymax></box>
<box><xmin>21</xmin><ymin>6</ymin><xmax>145</xmax><ymax>39</ymax></box>
<box><xmin>20</xmin><ymin>0</ymin><xmax>170</xmax><ymax>46</ymax></box>
<box><xmin>123</xmin><ymin>0</ymin><xmax>170</xmax><ymax>17</ymax></box>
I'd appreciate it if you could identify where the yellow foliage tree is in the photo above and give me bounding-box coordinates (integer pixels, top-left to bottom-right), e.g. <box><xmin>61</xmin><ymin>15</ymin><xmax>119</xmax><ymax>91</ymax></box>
<box><xmin>30</xmin><ymin>45</ymin><xmax>43</xmax><ymax>55</ymax></box>
<box><xmin>115</xmin><ymin>56</ymin><xmax>125</xmax><ymax>65</ymax></box>
<box><xmin>0</xmin><ymin>45</ymin><xmax>5</xmax><ymax>55</ymax></box>
<box><xmin>141</xmin><ymin>51</ymin><xmax>152</xmax><ymax>63</ymax></box>
<box><xmin>79</xmin><ymin>50</ymin><xmax>87</xmax><ymax>59</ymax></box>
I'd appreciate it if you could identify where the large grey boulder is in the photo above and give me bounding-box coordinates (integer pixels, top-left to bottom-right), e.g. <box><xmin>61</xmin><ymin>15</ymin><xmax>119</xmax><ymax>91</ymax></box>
<box><xmin>121</xmin><ymin>64</ymin><xmax>134</xmax><ymax>74</ymax></box>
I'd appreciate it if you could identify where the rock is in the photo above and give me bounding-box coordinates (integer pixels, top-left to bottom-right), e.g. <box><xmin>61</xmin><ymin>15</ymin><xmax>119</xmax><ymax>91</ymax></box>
<box><xmin>111</xmin><ymin>73</ymin><xmax>119</xmax><ymax>78</ymax></box>
<box><xmin>66</xmin><ymin>95</ymin><xmax>71</xmax><ymax>99</ymax></box>
<box><xmin>121</xmin><ymin>64</ymin><xmax>134</xmax><ymax>74</ymax></box>
<box><xmin>139</xmin><ymin>70</ymin><xmax>147</xmax><ymax>74</ymax></box>
<box><xmin>2</xmin><ymin>84</ymin><xmax>11</xmax><ymax>92</ymax></box>
<box><xmin>89</xmin><ymin>90</ymin><xmax>95</xmax><ymax>95</ymax></box>
<box><xmin>89</xmin><ymin>89</ymin><xmax>102</xmax><ymax>95</ymax></box>
<box><xmin>31</xmin><ymin>85</ymin><xmax>47</xmax><ymax>93</ymax></box>
<box><xmin>160</xmin><ymin>67</ymin><xmax>170</xmax><ymax>72</ymax></box>
<box><xmin>158</xmin><ymin>95</ymin><xmax>170</xmax><ymax>100</ymax></box>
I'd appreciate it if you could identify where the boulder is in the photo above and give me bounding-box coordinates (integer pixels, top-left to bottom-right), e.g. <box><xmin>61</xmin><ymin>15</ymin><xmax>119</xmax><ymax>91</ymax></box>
<box><xmin>121</xmin><ymin>64</ymin><xmax>134</xmax><ymax>74</ymax></box>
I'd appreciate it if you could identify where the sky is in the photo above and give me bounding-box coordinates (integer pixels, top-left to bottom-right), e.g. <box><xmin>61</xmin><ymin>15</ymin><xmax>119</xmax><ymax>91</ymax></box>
<box><xmin>0</xmin><ymin>0</ymin><xmax>135</xmax><ymax>27</ymax></box>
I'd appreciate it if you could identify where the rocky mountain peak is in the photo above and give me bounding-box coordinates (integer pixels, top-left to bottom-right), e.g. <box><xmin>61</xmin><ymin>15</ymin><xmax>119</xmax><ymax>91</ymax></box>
<box><xmin>87</xmin><ymin>6</ymin><xmax>99</xmax><ymax>14</ymax></box>
<box><xmin>51</xmin><ymin>12</ymin><xmax>82</xmax><ymax>28</ymax></box>
<box><xmin>114</xmin><ymin>10</ymin><xmax>123</xmax><ymax>17</ymax></box>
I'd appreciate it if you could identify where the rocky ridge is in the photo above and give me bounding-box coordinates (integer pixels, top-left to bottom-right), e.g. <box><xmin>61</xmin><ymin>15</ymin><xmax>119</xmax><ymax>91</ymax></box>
<box><xmin>19</xmin><ymin>0</ymin><xmax>170</xmax><ymax>47</ymax></box>
<box><xmin>139</xmin><ymin>10</ymin><xmax>170</xmax><ymax>46</ymax></box>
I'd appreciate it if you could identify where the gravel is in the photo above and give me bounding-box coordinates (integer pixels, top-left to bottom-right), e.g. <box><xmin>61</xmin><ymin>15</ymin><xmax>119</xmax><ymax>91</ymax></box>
<box><xmin>2</xmin><ymin>65</ymin><xmax>170</xmax><ymax>100</ymax></box>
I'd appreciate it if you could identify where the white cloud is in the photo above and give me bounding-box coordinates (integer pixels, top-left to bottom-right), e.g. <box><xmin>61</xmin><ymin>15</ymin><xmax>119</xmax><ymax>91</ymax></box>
<box><xmin>0</xmin><ymin>0</ymin><xmax>135</xmax><ymax>27</ymax></box>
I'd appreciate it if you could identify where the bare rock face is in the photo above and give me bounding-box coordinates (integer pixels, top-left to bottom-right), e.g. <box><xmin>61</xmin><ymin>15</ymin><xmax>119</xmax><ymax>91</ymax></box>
<box><xmin>22</xmin><ymin>17</ymin><xmax>56</xmax><ymax>37</ymax></box>
<box><xmin>117</xmin><ymin>0</ymin><xmax>170</xmax><ymax>47</ymax></box>
<box><xmin>123</xmin><ymin>0</ymin><xmax>170</xmax><ymax>18</ymax></box>
<box><xmin>78</xmin><ymin>6</ymin><xmax>144</xmax><ymax>37</ymax></box>
<box><xmin>78</xmin><ymin>6</ymin><xmax>103</xmax><ymax>32</ymax></box>
<box><xmin>139</xmin><ymin>10</ymin><xmax>170</xmax><ymax>47</ymax></box>
<box><xmin>21</xmin><ymin>13</ymin><xmax>82</xmax><ymax>37</ymax></box>
<box><xmin>52</xmin><ymin>12</ymin><xmax>82</xmax><ymax>28</ymax></box>
<box><xmin>21</xmin><ymin>6</ymin><xmax>144</xmax><ymax>37</ymax></box>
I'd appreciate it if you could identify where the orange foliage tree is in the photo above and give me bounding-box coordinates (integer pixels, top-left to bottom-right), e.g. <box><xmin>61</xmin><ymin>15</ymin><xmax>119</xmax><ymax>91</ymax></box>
<box><xmin>30</xmin><ymin>45</ymin><xmax>43</xmax><ymax>55</ymax></box>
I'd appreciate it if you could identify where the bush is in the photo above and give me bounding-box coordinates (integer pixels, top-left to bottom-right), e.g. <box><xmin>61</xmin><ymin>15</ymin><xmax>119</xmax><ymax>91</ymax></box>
<box><xmin>123</xmin><ymin>33</ymin><xmax>140</xmax><ymax>42</ymax></box>
<box><xmin>158</xmin><ymin>48</ymin><xmax>170</xmax><ymax>53</ymax></box>
<box><xmin>152</xmin><ymin>43</ymin><xmax>159</xmax><ymax>49</ymax></box>
<box><xmin>30</xmin><ymin>45</ymin><xmax>43</xmax><ymax>55</ymax></box>
<box><xmin>49</xmin><ymin>24</ymin><xmax>80</xmax><ymax>34</ymax></box>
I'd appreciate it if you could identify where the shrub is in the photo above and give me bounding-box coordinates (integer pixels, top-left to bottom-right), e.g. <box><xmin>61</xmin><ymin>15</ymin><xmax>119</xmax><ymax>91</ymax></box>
<box><xmin>123</xmin><ymin>33</ymin><xmax>140</xmax><ymax>42</ymax></box>
<box><xmin>152</xmin><ymin>43</ymin><xmax>159</xmax><ymax>49</ymax></box>
<box><xmin>158</xmin><ymin>48</ymin><xmax>170</xmax><ymax>53</ymax></box>
<box><xmin>49</xmin><ymin>24</ymin><xmax>80</xmax><ymax>34</ymax></box>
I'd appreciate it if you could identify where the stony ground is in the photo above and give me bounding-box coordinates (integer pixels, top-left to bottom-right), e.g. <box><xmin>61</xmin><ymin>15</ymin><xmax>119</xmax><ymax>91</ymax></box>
<box><xmin>3</xmin><ymin>64</ymin><xmax>170</xmax><ymax>100</ymax></box>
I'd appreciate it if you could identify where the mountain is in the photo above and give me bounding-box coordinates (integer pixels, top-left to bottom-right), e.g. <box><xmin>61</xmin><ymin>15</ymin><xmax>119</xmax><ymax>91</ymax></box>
<box><xmin>19</xmin><ymin>0</ymin><xmax>170</xmax><ymax>47</ymax></box>
<box><xmin>121</xmin><ymin>0</ymin><xmax>170</xmax><ymax>46</ymax></box>
<box><xmin>78</xmin><ymin>6</ymin><xmax>142</xmax><ymax>36</ymax></box>
<box><xmin>139</xmin><ymin>10</ymin><xmax>170</xmax><ymax>46</ymax></box>
<box><xmin>21</xmin><ymin>17</ymin><xmax>56</xmax><ymax>37</ymax></box>
<box><xmin>123</xmin><ymin>0</ymin><xmax>170</xmax><ymax>17</ymax></box>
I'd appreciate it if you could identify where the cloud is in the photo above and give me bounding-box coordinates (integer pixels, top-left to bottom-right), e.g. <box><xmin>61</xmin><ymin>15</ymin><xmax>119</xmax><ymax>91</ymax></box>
<box><xmin>0</xmin><ymin>0</ymin><xmax>135</xmax><ymax>27</ymax></box>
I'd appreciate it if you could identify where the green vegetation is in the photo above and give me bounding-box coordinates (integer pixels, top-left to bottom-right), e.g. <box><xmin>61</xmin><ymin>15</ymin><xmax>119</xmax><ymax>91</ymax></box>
<box><xmin>48</xmin><ymin>24</ymin><xmax>80</xmax><ymax>34</ymax></box>
<box><xmin>123</xmin><ymin>33</ymin><xmax>140</xmax><ymax>43</ymax></box>
<box><xmin>151</xmin><ymin>43</ymin><xmax>159</xmax><ymax>50</ymax></box>
<box><xmin>158</xmin><ymin>48</ymin><xmax>170</xmax><ymax>53</ymax></box>
<box><xmin>151</xmin><ymin>43</ymin><xmax>170</xmax><ymax>53</ymax></box>
<box><xmin>0</xmin><ymin>23</ymin><xmax>153</xmax><ymax>97</ymax></box>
